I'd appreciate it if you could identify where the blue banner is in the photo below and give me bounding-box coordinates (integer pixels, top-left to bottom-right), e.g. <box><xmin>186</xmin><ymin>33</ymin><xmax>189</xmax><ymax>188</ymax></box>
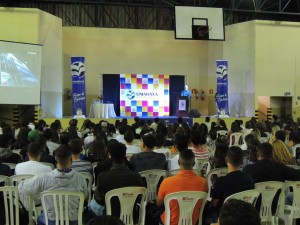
<box><xmin>215</xmin><ymin>60</ymin><xmax>229</xmax><ymax>116</ymax></box>
<box><xmin>71</xmin><ymin>57</ymin><xmax>86</xmax><ymax>117</ymax></box>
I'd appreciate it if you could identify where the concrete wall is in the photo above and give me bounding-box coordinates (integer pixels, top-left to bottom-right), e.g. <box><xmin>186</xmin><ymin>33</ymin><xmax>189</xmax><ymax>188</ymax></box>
<box><xmin>62</xmin><ymin>27</ymin><xmax>209</xmax><ymax>116</ymax></box>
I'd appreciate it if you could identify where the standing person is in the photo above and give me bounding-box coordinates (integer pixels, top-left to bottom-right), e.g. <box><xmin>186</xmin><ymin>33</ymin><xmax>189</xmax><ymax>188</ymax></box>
<box><xmin>181</xmin><ymin>85</ymin><xmax>191</xmax><ymax>111</ymax></box>
<box><xmin>157</xmin><ymin>149</ymin><xmax>208</xmax><ymax>225</ymax></box>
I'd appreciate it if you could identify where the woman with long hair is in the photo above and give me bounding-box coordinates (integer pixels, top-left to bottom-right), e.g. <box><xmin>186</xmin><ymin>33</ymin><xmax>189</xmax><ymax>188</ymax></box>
<box><xmin>272</xmin><ymin>140</ymin><xmax>296</xmax><ymax>165</ymax></box>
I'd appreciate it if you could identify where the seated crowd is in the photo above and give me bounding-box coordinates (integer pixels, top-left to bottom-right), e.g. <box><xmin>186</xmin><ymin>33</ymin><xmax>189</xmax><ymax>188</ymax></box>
<box><xmin>0</xmin><ymin>115</ymin><xmax>300</xmax><ymax>225</ymax></box>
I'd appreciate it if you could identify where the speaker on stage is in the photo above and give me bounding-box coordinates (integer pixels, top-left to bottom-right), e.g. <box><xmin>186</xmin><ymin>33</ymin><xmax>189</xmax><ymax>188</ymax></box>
<box><xmin>188</xmin><ymin>109</ymin><xmax>201</xmax><ymax>118</ymax></box>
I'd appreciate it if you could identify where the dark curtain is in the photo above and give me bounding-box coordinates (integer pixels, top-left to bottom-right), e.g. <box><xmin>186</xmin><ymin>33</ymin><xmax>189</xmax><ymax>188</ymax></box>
<box><xmin>103</xmin><ymin>74</ymin><xmax>120</xmax><ymax>116</ymax></box>
<box><xmin>170</xmin><ymin>75</ymin><xmax>185</xmax><ymax>116</ymax></box>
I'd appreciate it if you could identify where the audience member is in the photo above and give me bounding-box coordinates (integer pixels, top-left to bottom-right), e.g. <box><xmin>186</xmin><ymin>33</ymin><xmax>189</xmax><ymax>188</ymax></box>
<box><xmin>124</xmin><ymin>130</ymin><xmax>141</xmax><ymax>154</ymax></box>
<box><xmin>0</xmin><ymin>134</ymin><xmax>21</xmax><ymax>164</ymax></box>
<box><xmin>91</xmin><ymin>141</ymin><xmax>142</xmax><ymax>216</ymax></box>
<box><xmin>210</xmin><ymin>142</ymin><xmax>228</xmax><ymax>169</ymax></box>
<box><xmin>69</xmin><ymin>138</ymin><xmax>92</xmax><ymax>174</ymax></box>
<box><xmin>211</xmin><ymin>199</ymin><xmax>260</xmax><ymax>225</ymax></box>
<box><xmin>130</xmin><ymin>133</ymin><xmax>166</xmax><ymax>173</ymax></box>
<box><xmin>210</xmin><ymin>146</ymin><xmax>254</xmax><ymax>214</ymax></box>
<box><xmin>189</xmin><ymin>131</ymin><xmax>209</xmax><ymax>160</ymax></box>
<box><xmin>15</xmin><ymin>143</ymin><xmax>53</xmax><ymax>175</ymax></box>
<box><xmin>243</xmin><ymin>142</ymin><xmax>300</xmax><ymax>182</ymax></box>
<box><xmin>241</xmin><ymin>138</ymin><xmax>260</xmax><ymax>168</ymax></box>
<box><xmin>154</xmin><ymin>133</ymin><xmax>171</xmax><ymax>160</ymax></box>
<box><xmin>18</xmin><ymin>145</ymin><xmax>88</xmax><ymax>225</ymax></box>
<box><xmin>87</xmin><ymin>133</ymin><xmax>108</xmax><ymax>163</ymax></box>
<box><xmin>43</xmin><ymin>128</ymin><xmax>60</xmax><ymax>155</ymax></box>
<box><xmin>157</xmin><ymin>149</ymin><xmax>208</xmax><ymax>225</ymax></box>
<box><xmin>272</xmin><ymin>139</ymin><xmax>296</xmax><ymax>165</ymax></box>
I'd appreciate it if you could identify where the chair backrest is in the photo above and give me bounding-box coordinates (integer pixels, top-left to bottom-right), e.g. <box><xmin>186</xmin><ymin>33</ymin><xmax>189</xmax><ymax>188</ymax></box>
<box><xmin>292</xmin><ymin>144</ymin><xmax>300</xmax><ymax>159</ymax></box>
<box><xmin>0</xmin><ymin>175</ymin><xmax>10</xmax><ymax>186</ymax></box>
<box><xmin>260</xmin><ymin>137</ymin><xmax>269</xmax><ymax>143</ymax></box>
<box><xmin>41</xmin><ymin>190</ymin><xmax>84</xmax><ymax>225</ymax></box>
<box><xmin>139</xmin><ymin>169</ymin><xmax>168</xmax><ymax>201</ymax></box>
<box><xmin>92</xmin><ymin>162</ymin><xmax>98</xmax><ymax>189</ymax></box>
<box><xmin>287</xmin><ymin>164</ymin><xmax>300</xmax><ymax>170</ymax></box>
<box><xmin>216</xmin><ymin>130</ymin><xmax>228</xmax><ymax>137</ymax></box>
<box><xmin>255</xmin><ymin>181</ymin><xmax>285</xmax><ymax>223</ymax></box>
<box><xmin>206</xmin><ymin>168</ymin><xmax>228</xmax><ymax>201</ymax></box>
<box><xmin>105</xmin><ymin>187</ymin><xmax>147</xmax><ymax>225</ymax></box>
<box><xmin>285</xmin><ymin>181</ymin><xmax>300</xmax><ymax>219</ymax></box>
<box><xmin>0</xmin><ymin>186</ymin><xmax>20</xmax><ymax>225</ymax></box>
<box><xmin>224</xmin><ymin>189</ymin><xmax>261</xmax><ymax>205</ymax></box>
<box><xmin>164</xmin><ymin>191</ymin><xmax>207</xmax><ymax>225</ymax></box>
<box><xmin>229</xmin><ymin>132</ymin><xmax>244</xmax><ymax>147</ymax></box>
<box><xmin>80</xmin><ymin>172</ymin><xmax>93</xmax><ymax>202</ymax></box>
<box><xmin>10</xmin><ymin>174</ymin><xmax>34</xmax><ymax>186</ymax></box>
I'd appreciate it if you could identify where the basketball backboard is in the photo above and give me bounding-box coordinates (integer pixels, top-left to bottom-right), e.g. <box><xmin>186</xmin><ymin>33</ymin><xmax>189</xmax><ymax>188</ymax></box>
<box><xmin>175</xmin><ymin>6</ymin><xmax>225</xmax><ymax>41</ymax></box>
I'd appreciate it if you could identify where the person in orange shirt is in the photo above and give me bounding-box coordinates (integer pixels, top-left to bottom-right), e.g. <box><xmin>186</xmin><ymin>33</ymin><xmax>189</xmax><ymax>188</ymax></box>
<box><xmin>156</xmin><ymin>149</ymin><xmax>208</xmax><ymax>225</ymax></box>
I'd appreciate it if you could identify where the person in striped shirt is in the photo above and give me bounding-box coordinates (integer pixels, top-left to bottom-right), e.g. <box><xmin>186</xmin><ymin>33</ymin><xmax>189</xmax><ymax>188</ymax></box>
<box><xmin>69</xmin><ymin>138</ymin><xmax>92</xmax><ymax>174</ymax></box>
<box><xmin>189</xmin><ymin>131</ymin><xmax>209</xmax><ymax>160</ymax></box>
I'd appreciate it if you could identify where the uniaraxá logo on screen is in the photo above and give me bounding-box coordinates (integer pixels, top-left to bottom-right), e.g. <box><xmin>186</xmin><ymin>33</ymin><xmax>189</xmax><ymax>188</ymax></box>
<box><xmin>126</xmin><ymin>91</ymin><xmax>136</xmax><ymax>100</ymax></box>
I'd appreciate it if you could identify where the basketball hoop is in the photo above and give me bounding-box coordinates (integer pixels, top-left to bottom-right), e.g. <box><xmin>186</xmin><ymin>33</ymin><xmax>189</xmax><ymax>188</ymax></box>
<box><xmin>197</xmin><ymin>26</ymin><xmax>212</xmax><ymax>38</ymax></box>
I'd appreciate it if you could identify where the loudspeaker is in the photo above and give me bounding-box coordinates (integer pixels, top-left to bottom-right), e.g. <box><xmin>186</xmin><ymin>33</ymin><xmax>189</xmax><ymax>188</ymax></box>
<box><xmin>188</xmin><ymin>109</ymin><xmax>201</xmax><ymax>118</ymax></box>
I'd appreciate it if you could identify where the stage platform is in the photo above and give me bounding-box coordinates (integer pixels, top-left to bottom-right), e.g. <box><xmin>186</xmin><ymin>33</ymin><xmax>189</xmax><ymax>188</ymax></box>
<box><xmin>43</xmin><ymin>116</ymin><xmax>251</xmax><ymax>130</ymax></box>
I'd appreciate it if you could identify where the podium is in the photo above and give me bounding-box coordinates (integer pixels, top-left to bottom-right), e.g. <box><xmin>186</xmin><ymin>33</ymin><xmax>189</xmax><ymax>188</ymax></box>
<box><xmin>176</xmin><ymin>96</ymin><xmax>188</xmax><ymax>117</ymax></box>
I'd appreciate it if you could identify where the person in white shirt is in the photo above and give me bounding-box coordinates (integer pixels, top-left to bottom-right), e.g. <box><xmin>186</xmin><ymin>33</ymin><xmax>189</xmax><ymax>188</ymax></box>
<box><xmin>114</xmin><ymin>125</ymin><xmax>128</xmax><ymax>143</ymax></box>
<box><xmin>154</xmin><ymin>133</ymin><xmax>171</xmax><ymax>160</ymax></box>
<box><xmin>43</xmin><ymin>129</ymin><xmax>60</xmax><ymax>155</ymax></box>
<box><xmin>15</xmin><ymin>142</ymin><xmax>53</xmax><ymax>175</ymax></box>
<box><xmin>124</xmin><ymin>130</ymin><xmax>141</xmax><ymax>154</ymax></box>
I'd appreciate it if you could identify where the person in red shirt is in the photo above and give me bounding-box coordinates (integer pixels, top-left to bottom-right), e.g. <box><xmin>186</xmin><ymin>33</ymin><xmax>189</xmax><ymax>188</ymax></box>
<box><xmin>156</xmin><ymin>149</ymin><xmax>208</xmax><ymax>225</ymax></box>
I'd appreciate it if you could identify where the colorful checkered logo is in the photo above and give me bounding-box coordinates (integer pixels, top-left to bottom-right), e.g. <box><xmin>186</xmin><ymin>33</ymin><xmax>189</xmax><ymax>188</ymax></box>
<box><xmin>120</xmin><ymin>74</ymin><xmax>170</xmax><ymax>117</ymax></box>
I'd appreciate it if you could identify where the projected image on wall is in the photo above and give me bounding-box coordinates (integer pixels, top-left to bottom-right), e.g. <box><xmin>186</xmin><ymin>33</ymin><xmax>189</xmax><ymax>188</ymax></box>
<box><xmin>0</xmin><ymin>41</ymin><xmax>42</xmax><ymax>105</ymax></box>
<box><xmin>0</xmin><ymin>53</ymin><xmax>38</xmax><ymax>86</ymax></box>
<box><xmin>120</xmin><ymin>74</ymin><xmax>170</xmax><ymax>117</ymax></box>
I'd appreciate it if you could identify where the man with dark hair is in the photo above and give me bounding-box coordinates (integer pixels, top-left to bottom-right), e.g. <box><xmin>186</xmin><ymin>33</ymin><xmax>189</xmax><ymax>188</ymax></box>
<box><xmin>154</xmin><ymin>133</ymin><xmax>171</xmax><ymax>160</ymax></box>
<box><xmin>43</xmin><ymin>128</ymin><xmax>60</xmax><ymax>155</ymax></box>
<box><xmin>157</xmin><ymin>149</ymin><xmax>208</xmax><ymax>225</ymax></box>
<box><xmin>69</xmin><ymin>138</ymin><xmax>92</xmax><ymax>174</ymax></box>
<box><xmin>130</xmin><ymin>133</ymin><xmax>166</xmax><ymax>173</ymax></box>
<box><xmin>91</xmin><ymin>141</ymin><xmax>142</xmax><ymax>216</ymax></box>
<box><xmin>19</xmin><ymin>145</ymin><xmax>88</xmax><ymax>225</ymax></box>
<box><xmin>243</xmin><ymin>142</ymin><xmax>300</xmax><ymax>182</ymax></box>
<box><xmin>115</xmin><ymin>125</ymin><xmax>129</xmax><ymax>143</ymax></box>
<box><xmin>211</xmin><ymin>199</ymin><xmax>260</xmax><ymax>225</ymax></box>
<box><xmin>211</xmin><ymin>146</ymin><xmax>254</xmax><ymax>213</ymax></box>
<box><xmin>124</xmin><ymin>130</ymin><xmax>141</xmax><ymax>154</ymax></box>
<box><xmin>15</xmin><ymin>143</ymin><xmax>53</xmax><ymax>175</ymax></box>
<box><xmin>0</xmin><ymin>134</ymin><xmax>21</xmax><ymax>164</ymax></box>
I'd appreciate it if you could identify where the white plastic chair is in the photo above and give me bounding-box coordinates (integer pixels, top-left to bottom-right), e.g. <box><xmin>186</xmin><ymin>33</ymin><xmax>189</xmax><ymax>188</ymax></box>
<box><xmin>216</xmin><ymin>130</ymin><xmax>228</xmax><ymax>137</ymax></box>
<box><xmin>278</xmin><ymin>181</ymin><xmax>300</xmax><ymax>225</ymax></box>
<box><xmin>10</xmin><ymin>174</ymin><xmax>34</xmax><ymax>186</ymax></box>
<box><xmin>0</xmin><ymin>175</ymin><xmax>10</xmax><ymax>186</ymax></box>
<box><xmin>80</xmin><ymin>172</ymin><xmax>93</xmax><ymax>202</ymax></box>
<box><xmin>92</xmin><ymin>162</ymin><xmax>98</xmax><ymax>189</ymax></box>
<box><xmin>229</xmin><ymin>132</ymin><xmax>244</xmax><ymax>147</ymax></box>
<box><xmin>105</xmin><ymin>187</ymin><xmax>147</xmax><ymax>225</ymax></box>
<box><xmin>41</xmin><ymin>190</ymin><xmax>84</xmax><ymax>225</ymax></box>
<box><xmin>287</xmin><ymin>164</ymin><xmax>300</xmax><ymax>170</ymax></box>
<box><xmin>224</xmin><ymin>189</ymin><xmax>261</xmax><ymax>205</ymax></box>
<box><xmin>164</xmin><ymin>191</ymin><xmax>207</xmax><ymax>225</ymax></box>
<box><xmin>255</xmin><ymin>181</ymin><xmax>285</xmax><ymax>225</ymax></box>
<box><xmin>292</xmin><ymin>144</ymin><xmax>300</xmax><ymax>158</ymax></box>
<box><xmin>0</xmin><ymin>186</ymin><xmax>20</xmax><ymax>225</ymax></box>
<box><xmin>139</xmin><ymin>169</ymin><xmax>168</xmax><ymax>201</ymax></box>
<box><xmin>206</xmin><ymin>168</ymin><xmax>228</xmax><ymax>201</ymax></box>
<box><xmin>260</xmin><ymin>137</ymin><xmax>270</xmax><ymax>143</ymax></box>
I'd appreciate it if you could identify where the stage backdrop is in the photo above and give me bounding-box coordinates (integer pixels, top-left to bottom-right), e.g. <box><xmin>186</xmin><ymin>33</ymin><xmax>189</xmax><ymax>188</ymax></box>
<box><xmin>120</xmin><ymin>74</ymin><xmax>170</xmax><ymax>117</ymax></box>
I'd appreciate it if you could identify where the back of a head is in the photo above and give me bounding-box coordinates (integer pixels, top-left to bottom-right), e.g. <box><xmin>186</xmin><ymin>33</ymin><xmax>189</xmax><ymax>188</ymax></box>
<box><xmin>43</xmin><ymin>128</ymin><xmax>52</xmax><ymax>140</ymax></box>
<box><xmin>28</xmin><ymin>129</ymin><xmax>39</xmax><ymax>143</ymax></box>
<box><xmin>108</xmin><ymin>141</ymin><xmax>126</xmax><ymax>164</ymax></box>
<box><xmin>190</xmin><ymin>131</ymin><xmax>206</xmax><ymax>146</ymax></box>
<box><xmin>174</xmin><ymin>133</ymin><xmax>189</xmax><ymax>152</ymax></box>
<box><xmin>177</xmin><ymin>117</ymin><xmax>183</xmax><ymax>124</ymax></box>
<box><xmin>27</xmin><ymin>142</ymin><xmax>42</xmax><ymax>158</ymax></box>
<box><xmin>55</xmin><ymin>145</ymin><xmax>72</xmax><ymax>166</ymax></box>
<box><xmin>289</xmin><ymin>131</ymin><xmax>300</xmax><ymax>145</ymax></box>
<box><xmin>205</xmin><ymin>117</ymin><xmax>210</xmax><ymax>123</ymax></box>
<box><xmin>257</xmin><ymin>142</ymin><xmax>273</xmax><ymax>159</ymax></box>
<box><xmin>219</xmin><ymin>199</ymin><xmax>260</xmax><ymax>225</ymax></box>
<box><xmin>60</xmin><ymin>132</ymin><xmax>71</xmax><ymax>145</ymax></box>
<box><xmin>275</xmin><ymin>130</ymin><xmax>286</xmax><ymax>142</ymax></box>
<box><xmin>208</xmin><ymin>129</ymin><xmax>217</xmax><ymax>140</ymax></box>
<box><xmin>245</xmin><ymin>121</ymin><xmax>253</xmax><ymax>129</ymax></box>
<box><xmin>119</xmin><ymin>125</ymin><xmax>128</xmax><ymax>135</ymax></box>
<box><xmin>179</xmin><ymin>149</ymin><xmax>195</xmax><ymax>170</ymax></box>
<box><xmin>124</xmin><ymin>130</ymin><xmax>135</xmax><ymax>143</ymax></box>
<box><xmin>226</xmin><ymin>146</ymin><xmax>243</xmax><ymax>167</ymax></box>
<box><xmin>69</xmin><ymin>119</ymin><xmax>78</xmax><ymax>127</ymax></box>
<box><xmin>142</xmin><ymin>133</ymin><xmax>156</xmax><ymax>149</ymax></box>
<box><xmin>68</xmin><ymin>138</ymin><xmax>83</xmax><ymax>155</ymax></box>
